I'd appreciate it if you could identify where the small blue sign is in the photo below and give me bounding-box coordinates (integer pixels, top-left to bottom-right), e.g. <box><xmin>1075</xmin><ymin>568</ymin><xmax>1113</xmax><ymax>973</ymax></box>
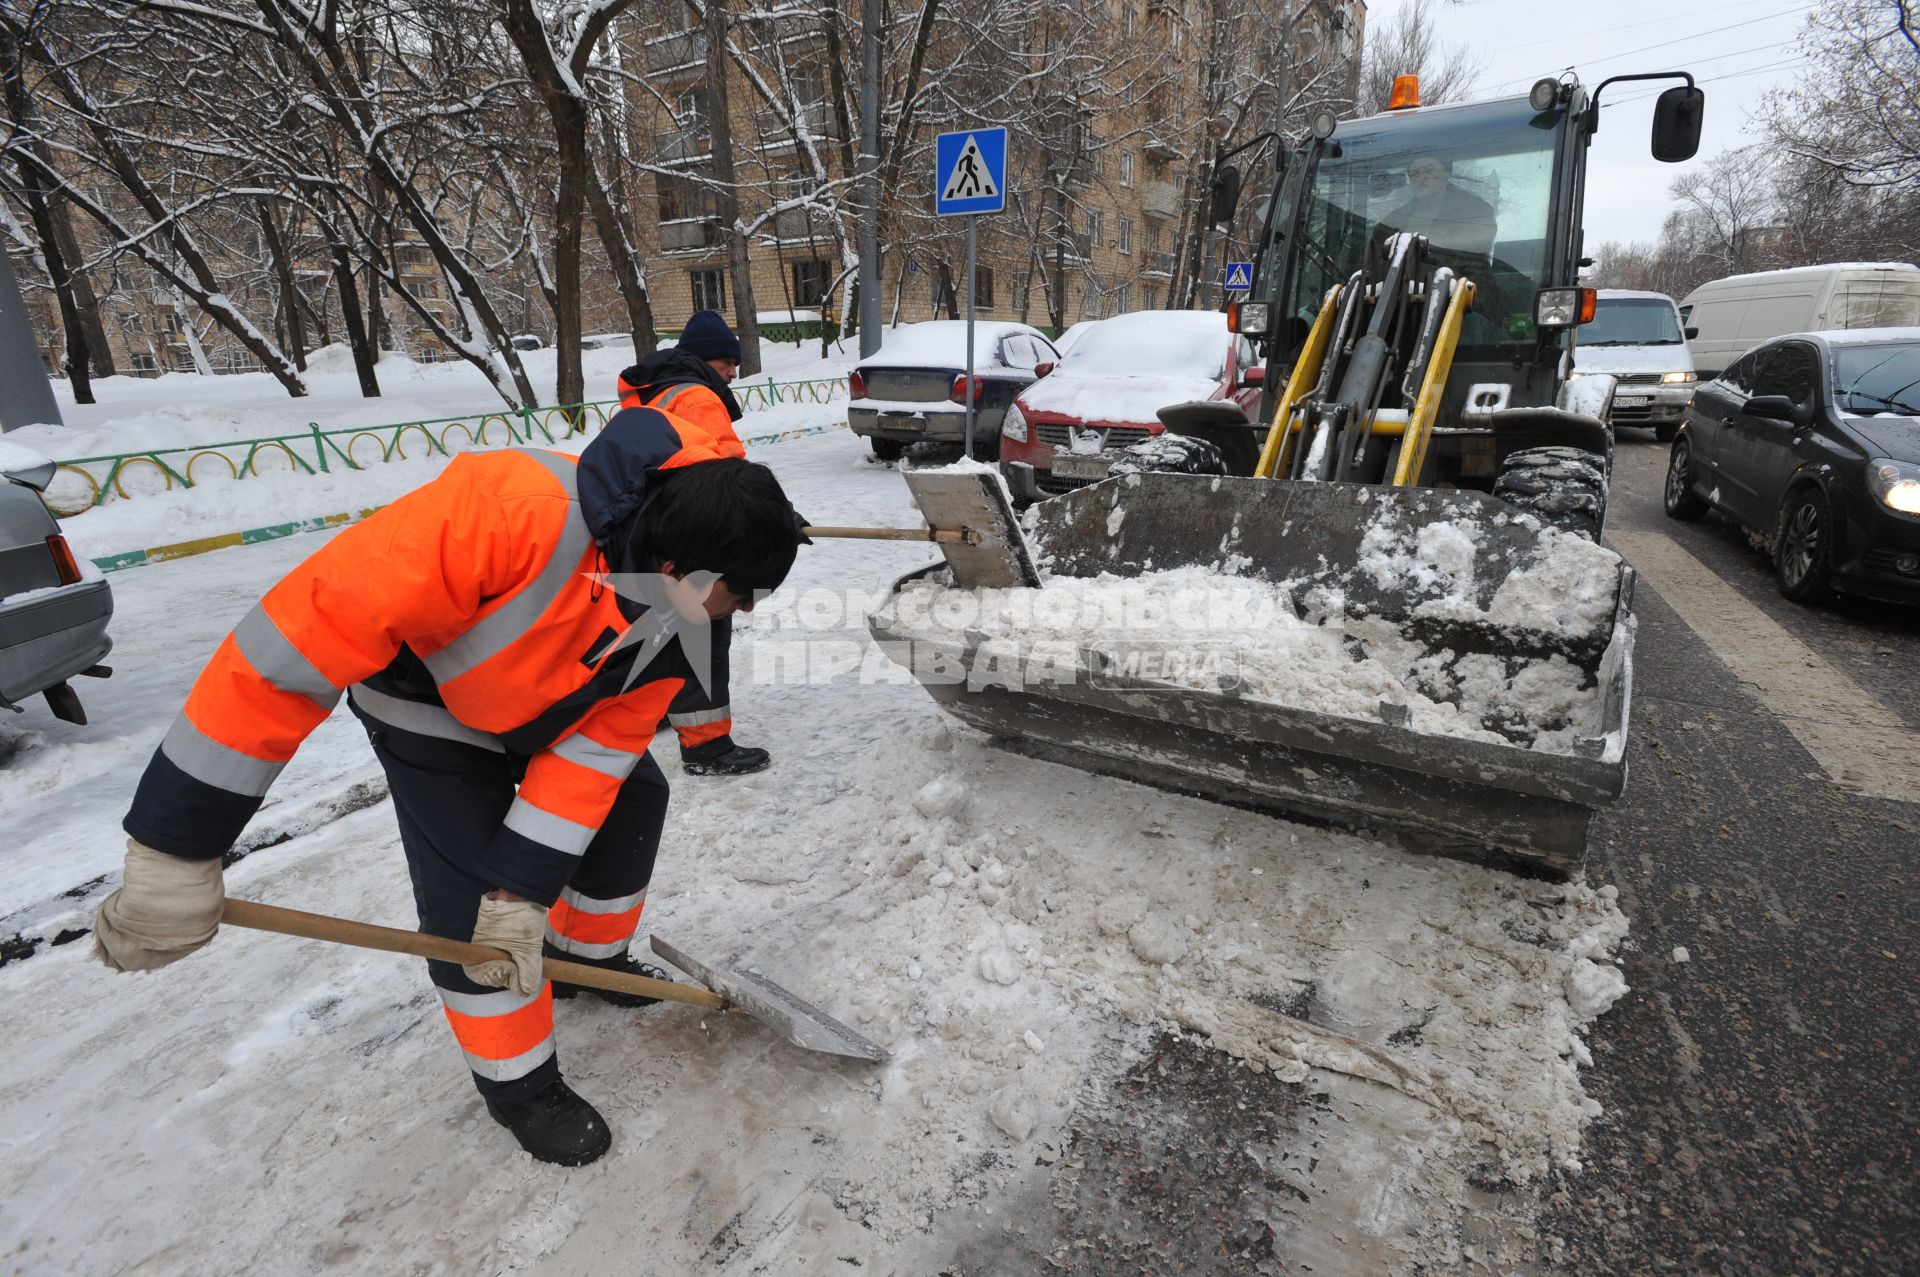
<box><xmin>935</xmin><ymin>128</ymin><xmax>1008</xmax><ymax>217</ymax></box>
<box><xmin>1223</xmin><ymin>261</ymin><xmax>1255</xmax><ymax>291</ymax></box>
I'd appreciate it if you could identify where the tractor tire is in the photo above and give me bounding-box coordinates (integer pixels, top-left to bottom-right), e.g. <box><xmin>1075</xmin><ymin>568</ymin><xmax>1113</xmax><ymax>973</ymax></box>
<box><xmin>868</xmin><ymin>437</ymin><xmax>907</xmax><ymax>462</ymax></box>
<box><xmin>1663</xmin><ymin>439</ymin><xmax>1709</xmax><ymax>522</ymax></box>
<box><xmin>1107</xmin><ymin>433</ymin><xmax>1227</xmax><ymax>478</ymax></box>
<box><xmin>1493</xmin><ymin>446</ymin><xmax>1609</xmax><ymax>541</ymax></box>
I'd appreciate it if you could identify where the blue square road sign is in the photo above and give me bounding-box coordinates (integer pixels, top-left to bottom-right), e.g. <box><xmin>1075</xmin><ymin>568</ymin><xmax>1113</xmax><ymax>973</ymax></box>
<box><xmin>1223</xmin><ymin>261</ymin><xmax>1255</xmax><ymax>291</ymax></box>
<box><xmin>935</xmin><ymin>128</ymin><xmax>1008</xmax><ymax>217</ymax></box>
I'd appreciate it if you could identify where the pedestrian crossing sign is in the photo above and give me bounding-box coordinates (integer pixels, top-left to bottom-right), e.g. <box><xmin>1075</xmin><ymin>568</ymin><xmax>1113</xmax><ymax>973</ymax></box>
<box><xmin>935</xmin><ymin>128</ymin><xmax>1008</xmax><ymax>216</ymax></box>
<box><xmin>1223</xmin><ymin>261</ymin><xmax>1254</xmax><ymax>291</ymax></box>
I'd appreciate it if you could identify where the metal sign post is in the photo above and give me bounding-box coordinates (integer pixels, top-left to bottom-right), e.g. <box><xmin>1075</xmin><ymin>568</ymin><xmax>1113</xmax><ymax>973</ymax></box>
<box><xmin>934</xmin><ymin>127</ymin><xmax>1008</xmax><ymax>461</ymax></box>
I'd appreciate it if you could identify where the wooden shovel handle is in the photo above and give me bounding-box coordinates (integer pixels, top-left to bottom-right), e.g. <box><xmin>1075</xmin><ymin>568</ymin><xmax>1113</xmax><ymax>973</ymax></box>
<box><xmin>802</xmin><ymin>524</ymin><xmax>976</xmax><ymax>544</ymax></box>
<box><xmin>221</xmin><ymin>898</ymin><xmax>726</xmax><ymax>1011</ymax></box>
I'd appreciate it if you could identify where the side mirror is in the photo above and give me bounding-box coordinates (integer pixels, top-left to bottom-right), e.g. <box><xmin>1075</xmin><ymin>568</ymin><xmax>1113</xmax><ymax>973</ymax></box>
<box><xmin>1744</xmin><ymin>395</ymin><xmax>1807</xmax><ymax>425</ymax></box>
<box><xmin>1208</xmin><ymin>163</ymin><xmax>1242</xmax><ymax>227</ymax></box>
<box><xmin>1241</xmin><ymin>365</ymin><xmax>1266</xmax><ymax>388</ymax></box>
<box><xmin>1651</xmin><ymin>85</ymin><xmax>1705</xmax><ymax>162</ymax></box>
<box><xmin>1684</xmin><ymin>325</ymin><xmax>1699</xmax><ymax>340</ymax></box>
<box><xmin>1032</xmin><ymin>361</ymin><xmax>1055</xmax><ymax>378</ymax></box>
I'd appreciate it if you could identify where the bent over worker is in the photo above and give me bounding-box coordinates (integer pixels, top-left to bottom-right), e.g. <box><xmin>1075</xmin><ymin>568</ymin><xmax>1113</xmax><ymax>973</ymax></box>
<box><xmin>616</xmin><ymin>309</ymin><xmax>773</xmax><ymax>777</ymax></box>
<box><xmin>92</xmin><ymin>406</ymin><xmax>805</xmax><ymax>1167</ymax></box>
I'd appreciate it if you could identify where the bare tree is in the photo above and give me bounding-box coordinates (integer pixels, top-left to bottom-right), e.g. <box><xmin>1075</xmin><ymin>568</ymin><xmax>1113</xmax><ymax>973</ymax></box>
<box><xmin>1669</xmin><ymin>147</ymin><xmax>1777</xmax><ymax>277</ymax></box>
<box><xmin>1766</xmin><ymin>0</ymin><xmax>1920</xmax><ymax>191</ymax></box>
<box><xmin>1358</xmin><ymin>0</ymin><xmax>1487</xmax><ymax>113</ymax></box>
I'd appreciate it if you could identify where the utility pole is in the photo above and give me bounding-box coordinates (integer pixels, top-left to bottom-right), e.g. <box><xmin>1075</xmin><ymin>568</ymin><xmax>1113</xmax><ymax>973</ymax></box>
<box><xmin>0</xmin><ymin>248</ymin><xmax>61</xmax><ymax>431</ymax></box>
<box><xmin>857</xmin><ymin>0</ymin><xmax>882</xmax><ymax>355</ymax></box>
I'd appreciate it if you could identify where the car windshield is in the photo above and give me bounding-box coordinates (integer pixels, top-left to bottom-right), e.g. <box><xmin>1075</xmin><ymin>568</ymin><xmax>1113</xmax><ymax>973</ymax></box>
<box><xmin>1581</xmin><ymin>298</ymin><xmax>1683</xmax><ymax>346</ymax></box>
<box><xmin>1833</xmin><ymin>342</ymin><xmax>1920</xmax><ymax>416</ymax></box>
<box><xmin>1272</xmin><ymin>95</ymin><xmax>1565</xmax><ymax>362</ymax></box>
<box><xmin>1060</xmin><ymin>313</ymin><xmax>1225</xmax><ymax>379</ymax></box>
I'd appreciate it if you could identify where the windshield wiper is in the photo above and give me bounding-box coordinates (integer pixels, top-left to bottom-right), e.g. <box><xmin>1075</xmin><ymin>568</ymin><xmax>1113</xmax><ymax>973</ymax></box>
<box><xmin>1843</xmin><ymin>391</ymin><xmax>1920</xmax><ymax>415</ymax></box>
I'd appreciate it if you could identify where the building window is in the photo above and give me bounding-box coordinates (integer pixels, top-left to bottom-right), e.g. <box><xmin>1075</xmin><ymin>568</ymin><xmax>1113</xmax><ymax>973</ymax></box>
<box><xmin>1120</xmin><ymin>151</ymin><xmax>1134</xmax><ymax>186</ymax></box>
<box><xmin>1084</xmin><ymin>277</ymin><xmax>1104</xmax><ymax>319</ymax></box>
<box><xmin>1086</xmin><ymin>208</ymin><xmax>1102</xmax><ymax>245</ymax></box>
<box><xmin>1111</xmin><ymin>282</ymin><xmax>1132</xmax><ymax>313</ymax></box>
<box><xmin>413</xmin><ymin>278</ymin><xmax>441</xmax><ymax>299</ymax></box>
<box><xmin>658</xmin><ymin>171</ymin><xmax>717</xmax><ymax>223</ymax></box>
<box><xmin>690</xmin><ymin>268</ymin><xmax>726</xmax><ymax>313</ymax></box>
<box><xmin>1147</xmin><ymin>223</ymin><xmax>1161</xmax><ymax>253</ymax></box>
<box><xmin>973</xmin><ymin>265</ymin><xmax>995</xmax><ymax>308</ymax></box>
<box><xmin>119</xmin><ymin>311</ymin><xmax>144</xmax><ymax>333</ymax></box>
<box><xmin>1143</xmin><ymin>285</ymin><xmax>1158</xmax><ymax>310</ymax></box>
<box><xmin>1117</xmin><ymin>217</ymin><xmax>1133</xmax><ymax>254</ymax></box>
<box><xmin>129</xmin><ymin>352</ymin><xmax>157</xmax><ymax>373</ymax></box>
<box><xmin>790</xmin><ymin>259</ymin><xmax>830</xmax><ymax>308</ymax></box>
<box><xmin>164</xmin><ymin>310</ymin><xmax>184</xmax><ymax>335</ymax></box>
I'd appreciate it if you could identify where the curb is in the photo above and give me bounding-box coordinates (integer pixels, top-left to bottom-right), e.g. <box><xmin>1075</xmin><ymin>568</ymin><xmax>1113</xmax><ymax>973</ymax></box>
<box><xmin>90</xmin><ymin>421</ymin><xmax>851</xmax><ymax>574</ymax></box>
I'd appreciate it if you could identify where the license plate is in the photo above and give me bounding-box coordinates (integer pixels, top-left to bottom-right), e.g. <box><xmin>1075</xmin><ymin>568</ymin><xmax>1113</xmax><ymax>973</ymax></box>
<box><xmin>879</xmin><ymin>412</ymin><xmax>927</xmax><ymax>431</ymax></box>
<box><xmin>1052</xmin><ymin>453</ymin><xmax>1114</xmax><ymax>480</ymax></box>
<box><xmin>1614</xmin><ymin>395</ymin><xmax>1650</xmax><ymax>408</ymax></box>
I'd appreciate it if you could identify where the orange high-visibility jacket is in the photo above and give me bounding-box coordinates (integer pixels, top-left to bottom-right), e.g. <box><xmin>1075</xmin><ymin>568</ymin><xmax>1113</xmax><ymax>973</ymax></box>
<box><xmin>124</xmin><ymin>406</ymin><xmax>746</xmax><ymax>903</ymax></box>
<box><xmin>617</xmin><ymin>352</ymin><xmax>742</xmax><ymax>442</ymax></box>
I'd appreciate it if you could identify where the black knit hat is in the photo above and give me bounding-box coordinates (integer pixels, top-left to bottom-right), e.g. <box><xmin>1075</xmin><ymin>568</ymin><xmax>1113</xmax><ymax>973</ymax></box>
<box><xmin>677</xmin><ymin>309</ymin><xmax>742</xmax><ymax>363</ymax></box>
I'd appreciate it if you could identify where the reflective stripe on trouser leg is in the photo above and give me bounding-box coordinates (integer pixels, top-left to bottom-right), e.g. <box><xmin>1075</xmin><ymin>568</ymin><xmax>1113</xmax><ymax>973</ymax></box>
<box><xmin>547</xmin><ymin>887</ymin><xmax>648</xmax><ymax>959</ymax></box>
<box><xmin>357</xmin><ymin>702</ymin><xmax>560</xmax><ymax>1102</ymax></box>
<box><xmin>440</xmin><ymin>984</ymin><xmax>557</xmax><ymax>1082</ymax></box>
<box><xmin>548</xmin><ymin>756</ymin><xmax>669</xmax><ymax>962</ymax></box>
<box><xmin>670</xmin><ymin>708</ymin><xmax>731</xmax><ymax>750</ymax></box>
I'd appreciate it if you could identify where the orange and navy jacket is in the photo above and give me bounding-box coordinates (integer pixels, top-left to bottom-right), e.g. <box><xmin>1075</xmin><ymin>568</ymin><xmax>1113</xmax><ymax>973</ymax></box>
<box><xmin>123</xmin><ymin>405</ymin><xmax>747</xmax><ymax>904</ymax></box>
<box><xmin>617</xmin><ymin>350</ymin><xmax>743</xmax><ymax>441</ymax></box>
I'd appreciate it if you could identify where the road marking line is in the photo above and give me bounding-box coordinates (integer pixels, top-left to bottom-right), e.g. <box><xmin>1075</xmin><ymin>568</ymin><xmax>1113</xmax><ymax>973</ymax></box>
<box><xmin>1611</xmin><ymin>530</ymin><xmax>1920</xmax><ymax>804</ymax></box>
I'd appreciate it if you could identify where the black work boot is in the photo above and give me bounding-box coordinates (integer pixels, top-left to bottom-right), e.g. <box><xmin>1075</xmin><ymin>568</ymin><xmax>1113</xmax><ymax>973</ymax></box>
<box><xmin>549</xmin><ymin>946</ymin><xmax>679</xmax><ymax>1008</ymax></box>
<box><xmin>680</xmin><ymin>735</ymin><xmax>771</xmax><ymax>776</ymax></box>
<box><xmin>484</xmin><ymin>1076</ymin><xmax>611</xmax><ymax>1166</ymax></box>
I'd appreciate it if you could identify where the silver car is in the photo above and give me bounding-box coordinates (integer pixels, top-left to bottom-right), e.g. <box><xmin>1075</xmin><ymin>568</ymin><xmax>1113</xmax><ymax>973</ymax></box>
<box><xmin>0</xmin><ymin>441</ymin><xmax>112</xmax><ymax>723</ymax></box>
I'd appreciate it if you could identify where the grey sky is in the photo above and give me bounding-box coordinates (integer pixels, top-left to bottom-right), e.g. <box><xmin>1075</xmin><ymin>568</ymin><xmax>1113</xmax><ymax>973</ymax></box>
<box><xmin>1358</xmin><ymin>0</ymin><xmax>1818</xmax><ymax>248</ymax></box>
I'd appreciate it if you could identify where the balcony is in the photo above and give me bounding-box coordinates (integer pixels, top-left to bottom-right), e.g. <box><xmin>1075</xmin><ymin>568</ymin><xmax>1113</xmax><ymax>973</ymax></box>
<box><xmin>654</xmin><ymin>124</ymin><xmax>712</xmax><ymax>165</ymax></box>
<box><xmin>644</xmin><ymin>30</ymin><xmax>706</xmax><ymax>74</ymax></box>
<box><xmin>1143</xmin><ymin>135</ymin><xmax>1184</xmax><ymax>162</ymax></box>
<box><xmin>1060</xmin><ymin>231</ymin><xmax>1092</xmax><ymax>262</ymax></box>
<box><xmin>753</xmin><ymin>102</ymin><xmax>837</xmax><ymax>152</ymax></box>
<box><xmin>1140</xmin><ymin>180</ymin><xmax>1181</xmax><ymax>219</ymax></box>
<box><xmin>1143</xmin><ymin>251</ymin><xmax>1175</xmax><ymax>277</ymax></box>
<box><xmin>659</xmin><ymin>219</ymin><xmax>722</xmax><ymax>253</ymax></box>
<box><xmin>766</xmin><ymin>206</ymin><xmax>819</xmax><ymax>242</ymax></box>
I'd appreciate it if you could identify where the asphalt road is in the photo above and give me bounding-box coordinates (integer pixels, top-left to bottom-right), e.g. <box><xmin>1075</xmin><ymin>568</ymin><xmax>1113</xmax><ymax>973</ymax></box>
<box><xmin>1546</xmin><ymin>429</ymin><xmax>1920</xmax><ymax>1275</ymax></box>
<box><xmin>940</xmin><ymin>430</ymin><xmax>1919</xmax><ymax>1276</ymax></box>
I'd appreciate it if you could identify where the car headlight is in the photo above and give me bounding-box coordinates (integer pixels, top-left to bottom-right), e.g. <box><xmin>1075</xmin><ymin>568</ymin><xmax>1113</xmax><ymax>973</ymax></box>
<box><xmin>1002</xmin><ymin>402</ymin><xmax>1029</xmax><ymax>443</ymax></box>
<box><xmin>1662</xmin><ymin>371</ymin><xmax>1696</xmax><ymax>384</ymax></box>
<box><xmin>1868</xmin><ymin>459</ymin><xmax>1920</xmax><ymax>515</ymax></box>
<box><xmin>1566</xmin><ymin>370</ymin><xmax>1585</xmax><ymax>380</ymax></box>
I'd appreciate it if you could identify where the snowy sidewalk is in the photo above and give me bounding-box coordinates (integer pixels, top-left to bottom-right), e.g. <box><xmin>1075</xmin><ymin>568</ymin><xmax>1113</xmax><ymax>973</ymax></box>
<box><xmin>0</xmin><ymin>431</ymin><xmax>1631</xmax><ymax>1275</ymax></box>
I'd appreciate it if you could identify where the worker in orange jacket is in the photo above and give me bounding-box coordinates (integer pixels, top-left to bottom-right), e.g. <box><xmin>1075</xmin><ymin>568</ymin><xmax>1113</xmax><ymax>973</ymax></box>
<box><xmin>617</xmin><ymin>310</ymin><xmax>772</xmax><ymax>777</ymax></box>
<box><xmin>91</xmin><ymin>405</ymin><xmax>805</xmax><ymax>1167</ymax></box>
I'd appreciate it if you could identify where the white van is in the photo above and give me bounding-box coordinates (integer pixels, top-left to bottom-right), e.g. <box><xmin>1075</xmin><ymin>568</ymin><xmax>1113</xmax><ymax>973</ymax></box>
<box><xmin>1679</xmin><ymin>262</ymin><xmax>1920</xmax><ymax>381</ymax></box>
<box><xmin>1572</xmin><ymin>290</ymin><xmax>1696</xmax><ymax>441</ymax></box>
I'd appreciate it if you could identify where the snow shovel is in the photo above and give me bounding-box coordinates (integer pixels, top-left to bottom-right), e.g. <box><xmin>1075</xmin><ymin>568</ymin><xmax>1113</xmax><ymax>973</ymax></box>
<box><xmin>803</xmin><ymin>469</ymin><xmax>1041</xmax><ymax>589</ymax></box>
<box><xmin>220</xmin><ymin>898</ymin><xmax>888</xmax><ymax>1063</ymax></box>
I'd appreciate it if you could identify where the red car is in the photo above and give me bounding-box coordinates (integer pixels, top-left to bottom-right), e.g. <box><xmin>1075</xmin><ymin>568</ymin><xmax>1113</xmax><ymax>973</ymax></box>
<box><xmin>998</xmin><ymin>309</ymin><xmax>1265</xmax><ymax>501</ymax></box>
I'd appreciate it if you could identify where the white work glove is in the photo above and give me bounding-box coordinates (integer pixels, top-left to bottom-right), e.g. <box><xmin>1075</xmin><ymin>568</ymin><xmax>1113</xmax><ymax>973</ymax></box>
<box><xmin>464</xmin><ymin>894</ymin><xmax>547</xmax><ymax>996</ymax></box>
<box><xmin>93</xmin><ymin>839</ymin><xmax>224</xmax><ymax>972</ymax></box>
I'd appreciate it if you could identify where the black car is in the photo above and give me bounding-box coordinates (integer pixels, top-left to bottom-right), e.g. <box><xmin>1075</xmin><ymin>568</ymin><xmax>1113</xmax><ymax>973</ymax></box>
<box><xmin>1664</xmin><ymin>329</ymin><xmax>1920</xmax><ymax>603</ymax></box>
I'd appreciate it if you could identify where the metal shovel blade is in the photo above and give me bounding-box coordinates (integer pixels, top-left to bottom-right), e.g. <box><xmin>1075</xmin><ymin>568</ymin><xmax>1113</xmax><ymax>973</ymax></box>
<box><xmin>900</xmin><ymin>468</ymin><xmax>1043</xmax><ymax>589</ymax></box>
<box><xmin>649</xmin><ymin>935</ymin><xmax>889</xmax><ymax>1063</ymax></box>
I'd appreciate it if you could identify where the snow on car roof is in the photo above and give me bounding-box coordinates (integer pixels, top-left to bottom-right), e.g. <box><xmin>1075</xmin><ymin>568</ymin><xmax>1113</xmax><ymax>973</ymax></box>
<box><xmin>1804</xmin><ymin>327</ymin><xmax>1920</xmax><ymax>347</ymax></box>
<box><xmin>1595</xmin><ymin>289</ymin><xmax>1676</xmax><ymax>302</ymax></box>
<box><xmin>1055</xmin><ymin>310</ymin><xmax>1227</xmax><ymax>378</ymax></box>
<box><xmin>0</xmin><ymin>438</ymin><xmax>56</xmax><ymax>476</ymax></box>
<box><xmin>860</xmin><ymin>321</ymin><xmax>1045</xmax><ymax>368</ymax></box>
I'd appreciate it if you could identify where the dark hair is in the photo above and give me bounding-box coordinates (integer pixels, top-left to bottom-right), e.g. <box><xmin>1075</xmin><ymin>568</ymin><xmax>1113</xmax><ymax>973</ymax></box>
<box><xmin>637</xmin><ymin>458</ymin><xmax>801</xmax><ymax>597</ymax></box>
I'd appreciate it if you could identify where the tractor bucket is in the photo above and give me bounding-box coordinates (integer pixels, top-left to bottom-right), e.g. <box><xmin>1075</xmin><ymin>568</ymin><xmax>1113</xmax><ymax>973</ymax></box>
<box><xmin>870</xmin><ymin>472</ymin><xmax>1636</xmax><ymax>878</ymax></box>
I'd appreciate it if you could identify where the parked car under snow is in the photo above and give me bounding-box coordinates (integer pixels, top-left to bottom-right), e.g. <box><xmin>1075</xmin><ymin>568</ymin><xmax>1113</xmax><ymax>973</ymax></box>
<box><xmin>847</xmin><ymin>320</ymin><xmax>1059</xmax><ymax>461</ymax></box>
<box><xmin>0</xmin><ymin>440</ymin><xmax>113</xmax><ymax>723</ymax></box>
<box><xmin>998</xmin><ymin>310</ymin><xmax>1264</xmax><ymax>502</ymax></box>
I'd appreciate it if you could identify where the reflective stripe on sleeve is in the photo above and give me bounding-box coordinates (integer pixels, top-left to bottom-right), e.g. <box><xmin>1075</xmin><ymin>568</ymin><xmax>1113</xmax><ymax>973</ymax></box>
<box><xmin>503</xmin><ymin>797</ymin><xmax>597</xmax><ymax>858</ymax></box>
<box><xmin>347</xmin><ymin>684</ymin><xmax>505</xmax><ymax>752</ymax></box>
<box><xmin>424</xmin><ymin>450</ymin><xmax>591</xmax><ymax>685</ymax></box>
<box><xmin>160</xmin><ymin>712</ymin><xmax>286</xmax><ymax>798</ymax></box>
<box><xmin>231</xmin><ymin>604</ymin><xmax>342</xmax><ymax>710</ymax></box>
<box><xmin>551</xmin><ymin>732</ymin><xmax>643</xmax><ymax>780</ymax></box>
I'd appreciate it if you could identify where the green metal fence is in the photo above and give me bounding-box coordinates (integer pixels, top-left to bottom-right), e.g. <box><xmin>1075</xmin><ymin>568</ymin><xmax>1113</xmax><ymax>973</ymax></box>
<box><xmin>46</xmin><ymin>376</ymin><xmax>849</xmax><ymax>518</ymax></box>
